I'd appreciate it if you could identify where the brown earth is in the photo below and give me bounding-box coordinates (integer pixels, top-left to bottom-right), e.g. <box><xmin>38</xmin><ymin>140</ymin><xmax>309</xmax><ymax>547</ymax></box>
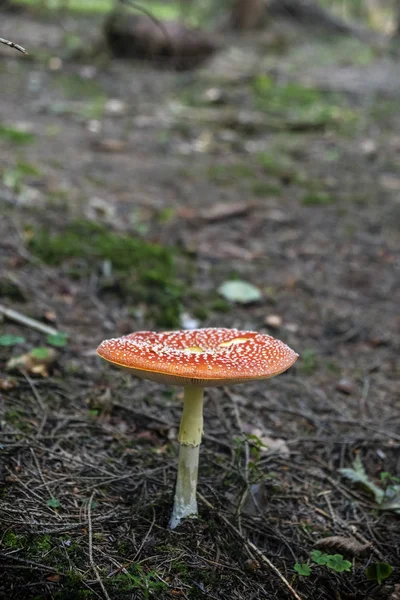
<box><xmin>0</xmin><ymin>8</ymin><xmax>399</xmax><ymax>600</ymax></box>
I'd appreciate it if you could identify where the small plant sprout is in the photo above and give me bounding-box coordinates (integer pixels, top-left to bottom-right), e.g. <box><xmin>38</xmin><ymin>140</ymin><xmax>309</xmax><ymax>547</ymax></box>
<box><xmin>294</xmin><ymin>551</ymin><xmax>352</xmax><ymax>579</ymax></box>
<box><xmin>365</xmin><ymin>562</ymin><xmax>393</xmax><ymax>585</ymax></box>
<box><xmin>97</xmin><ymin>328</ymin><xmax>298</xmax><ymax>529</ymax></box>
<box><xmin>311</xmin><ymin>550</ymin><xmax>352</xmax><ymax>573</ymax></box>
<box><xmin>294</xmin><ymin>563</ymin><xmax>311</xmax><ymax>576</ymax></box>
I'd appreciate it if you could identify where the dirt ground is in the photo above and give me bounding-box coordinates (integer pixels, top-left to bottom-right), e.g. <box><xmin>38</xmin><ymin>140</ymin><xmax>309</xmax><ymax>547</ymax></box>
<box><xmin>0</xmin><ymin>7</ymin><xmax>399</xmax><ymax>600</ymax></box>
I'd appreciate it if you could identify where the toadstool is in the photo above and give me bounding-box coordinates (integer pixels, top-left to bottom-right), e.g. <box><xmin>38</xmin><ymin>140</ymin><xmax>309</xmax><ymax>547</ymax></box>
<box><xmin>96</xmin><ymin>328</ymin><xmax>298</xmax><ymax>529</ymax></box>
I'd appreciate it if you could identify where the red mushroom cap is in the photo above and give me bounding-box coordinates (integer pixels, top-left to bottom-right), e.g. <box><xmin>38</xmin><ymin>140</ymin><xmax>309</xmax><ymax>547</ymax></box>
<box><xmin>97</xmin><ymin>328</ymin><xmax>298</xmax><ymax>387</ymax></box>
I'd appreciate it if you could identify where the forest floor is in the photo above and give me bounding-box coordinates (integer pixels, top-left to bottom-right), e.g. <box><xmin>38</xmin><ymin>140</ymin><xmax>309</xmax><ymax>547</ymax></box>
<box><xmin>0</xmin><ymin>6</ymin><xmax>399</xmax><ymax>600</ymax></box>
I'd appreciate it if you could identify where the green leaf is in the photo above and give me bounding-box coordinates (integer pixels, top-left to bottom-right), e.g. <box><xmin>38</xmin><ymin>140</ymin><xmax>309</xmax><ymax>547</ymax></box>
<box><xmin>365</xmin><ymin>563</ymin><xmax>393</xmax><ymax>585</ymax></box>
<box><xmin>326</xmin><ymin>554</ymin><xmax>352</xmax><ymax>573</ymax></box>
<box><xmin>294</xmin><ymin>563</ymin><xmax>311</xmax><ymax>576</ymax></box>
<box><xmin>0</xmin><ymin>335</ymin><xmax>25</xmax><ymax>346</ymax></box>
<box><xmin>380</xmin><ymin>485</ymin><xmax>400</xmax><ymax>513</ymax></box>
<box><xmin>339</xmin><ymin>455</ymin><xmax>384</xmax><ymax>504</ymax></box>
<box><xmin>46</xmin><ymin>333</ymin><xmax>68</xmax><ymax>347</ymax></box>
<box><xmin>218</xmin><ymin>280</ymin><xmax>262</xmax><ymax>304</ymax></box>
<box><xmin>30</xmin><ymin>347</ymin><xmax>51</xmax><ymax>360</ymax></box>
<box><xmin>311</xmin><ymin>550</ymin><xmax>329</xmax><ymax>565</ymax></box>
<box><xmin>47</xmin><ymin>498</ymin><xmax>60</xmax><ymax>508</ymax></box>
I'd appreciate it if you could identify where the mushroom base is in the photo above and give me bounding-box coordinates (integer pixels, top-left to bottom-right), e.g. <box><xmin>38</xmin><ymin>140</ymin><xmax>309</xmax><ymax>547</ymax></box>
<box><xmin>170</xmin><ymin>444</ymin><xmax>200</xmax><ymax>529</ymax></box>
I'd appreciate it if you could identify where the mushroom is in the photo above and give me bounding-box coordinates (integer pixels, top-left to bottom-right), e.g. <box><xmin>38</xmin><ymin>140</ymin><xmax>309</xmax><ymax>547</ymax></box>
<box><xmin>96</xmin><ymin>328</ymin><xmax>298</xmax><ymax>529</ymax></box>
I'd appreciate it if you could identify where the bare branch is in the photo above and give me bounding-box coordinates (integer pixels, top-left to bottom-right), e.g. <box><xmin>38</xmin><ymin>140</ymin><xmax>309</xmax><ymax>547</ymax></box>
<box><xmin>0</xmin><ymin>36</ymin><xmax>27</xmax><ymax>54</ymax></box>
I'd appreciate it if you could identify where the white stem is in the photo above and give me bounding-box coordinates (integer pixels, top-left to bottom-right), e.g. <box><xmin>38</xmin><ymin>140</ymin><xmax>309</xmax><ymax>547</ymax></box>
<box><xmin>170</xmin><ymin>386</ymin><xmax>204</xmax><ymax>529</ymax></box>
<box><xmin>169</xmin><ymin>444</ymin><xmax>200</xmax><ymax>529</ymax></box>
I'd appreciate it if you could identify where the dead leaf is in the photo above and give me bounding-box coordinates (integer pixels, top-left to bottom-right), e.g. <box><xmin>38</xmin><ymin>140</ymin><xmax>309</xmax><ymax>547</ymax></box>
<box><xmin>359</xmin><ymin>139</ymin><xmax>377</xmax><ymax>157</ymax></box>
<box><xmin>244</xmin><ymin>558</ymin><xmax>260</xmax><ymax>572</ymax></box>
<box><xmin>265</xmin><ymin>209</ymin><xmax>290</xmax><ymax>222</ymax></box>
<box><xmin>199</xmin><ymin>201</ymin><xmax>253</xmax><ymax>222</ymax></box>
<box><xmin>85</xmin><ymin>196</ymin><xmax>116</xmax><ymax>222</ymax></box>
<box><xmin>44</xmin><ymin>310</ymin><xmax>57</xmax><ymax>323</ymax></box>
<box><xmin>196</xmin><ymin>240</ymin><xmax>256</xmax><ymax>260</ymax></box>
<box><xmin>264</xmin><ymin>314</ymin><xmax>282</xmax><ymax>329</ymax></box>
<box><xmin>6</xmin><ymin>348</ymin><xmax>58</xmax><ymax>377</ymax></box>
<box><xmin>104</xmin><ymin>99</ymin><xmax>126</xmax><ymax>116</ymax></box>
<box><xmin>380</xmin><ymin>174</ymin><xmax>400</xmax><ymax>191</ymax></box>
<box><xmin>391</xmin><ymin>584</ymin><xmax>400</xmax><ymax>600</ymax></box>
<box><xmin>137</xmin><ymin>430</ymin><xmax>157</xmax><ymax>441</ymax></box>
<box><xmin>155</xmin><ymin>444</ymin><xmax>169</xmax><ymax>455</ymax></box>
<box><xmin>218</xmin><ymin>280</ymin><xmax>262</xmax><ymax>304</ymax></box>
<box><xmin>0</xmin><ymin>377</ymin><xmax>18</xmax><ymax>390</ymax></box>
<box><xmin>203</xmin><ymin>88</ymin><xmax>225</xmax><ymax>104</ymax></box>
<box><xmin>46</xmin><ymin>574</ymin><xmax>61</xmax><ymax>583</ymax></box>
<box><xmin>336</xmin><ymin>378</ymin><xmax>355</xmax><ymax>395</ymax></box>
<box><xmin>91</xmin><ymin>139</ymin><xmax>127</xmax><ymax>153</ymax></box>
<box><xmin>48</xmin><ymin>57</ymin><xmax>62</xmax><ymax>71</ymax></box>
<box><xmin>242</xmin><ymin>483</ymin><xmax>268</xmax><ymax>516</ymax></box>
<box><xmin>259</xmin><ymin>435</ymin><xmax>290</xmax><ymax>458</ymax></box>
<box><xmin>314</xmin><ymin>536</ymin><xmax>372</xmax><ymax>557</ymax></box>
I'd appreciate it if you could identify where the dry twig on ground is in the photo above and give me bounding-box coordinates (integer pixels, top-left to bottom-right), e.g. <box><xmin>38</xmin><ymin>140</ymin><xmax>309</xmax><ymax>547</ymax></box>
<box><xmin>87</xmin><ymin>492</ymin><xmax>112</xmax><ymax>600</ymax></box>
<box><xmin>0</xmin><ymin>304</ymin><xmax>59</xmax><ymax>336</ymax></box>
<box><xmin>198</xmin><ymin>493</ymin><xmax>303</xmax><ymax>600</ymax></box>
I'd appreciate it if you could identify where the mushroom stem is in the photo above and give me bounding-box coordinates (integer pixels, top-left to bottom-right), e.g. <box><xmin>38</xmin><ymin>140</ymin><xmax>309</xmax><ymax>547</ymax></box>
<box><xmin>178</xmin><ymin>385</ymin><xmax>204</xmax><ymax>446</ymax></box>
<box><xmin>170</xmin><ymin>386</ymin><xmax>204</xmax><ymax>529</ymax></box>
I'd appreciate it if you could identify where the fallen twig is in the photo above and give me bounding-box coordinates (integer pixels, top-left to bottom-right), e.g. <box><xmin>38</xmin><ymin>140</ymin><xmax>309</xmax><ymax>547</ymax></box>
<box><xmin>28</xmin><ymin>512</ymin><xmax>120</xmax><ymax>535</ymax></box>
<box><xmin>88</xmin><ymin>492</ymin><xmax>111</xmax><ymax>600</ymax></box>
<box><xmin>0</xmin><ymin>553</ymin><xmax>63</xmax><ymax>574</ymax></box>
<box><xmin>198</xmin><ymin>493</ymin><xmax>303</xmax><ymax>600</ymax></box>
<box><xmin>0</xmin><ymin>304</ymin><xmax>59</xmax><ymax>336</ymax></box>
<box><xmin>0</xmin><ymin>36</ymin><xmax>27</xmax><ymax>54</ymax></box>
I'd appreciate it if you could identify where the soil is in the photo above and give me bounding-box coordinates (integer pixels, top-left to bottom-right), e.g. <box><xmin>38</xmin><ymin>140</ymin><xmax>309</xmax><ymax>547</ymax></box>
<box><xmin>0</xmin><ymin>7</ymin><xmax>399</xmax><ymax>600</ymax></box>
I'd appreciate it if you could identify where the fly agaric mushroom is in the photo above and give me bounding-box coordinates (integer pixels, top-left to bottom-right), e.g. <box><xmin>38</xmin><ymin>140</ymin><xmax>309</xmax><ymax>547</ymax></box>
<box><xmin>97</xmin><ymin>328</ymin><xmax>298</xmax><ymax>529</ymax></box>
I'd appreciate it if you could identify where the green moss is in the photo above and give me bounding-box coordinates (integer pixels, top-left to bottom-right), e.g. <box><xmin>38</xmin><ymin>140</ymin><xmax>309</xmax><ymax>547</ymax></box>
<box><xmin>0</xmin><ymin>279</ymin><xmax>26</xmax><ymax>301</ymax></box>
<box><xmin>210</xmin><ymin>298</ymin><xmax>231</xmax><ymax>313</ymax></box>
<box><xmin>326</xmin><ymin>361</ymin><xmax>341</xmax><ymax>374</ymax></box>
<box><xmin>80</xmin><ymin>97</ymin><xmax>106</xmax><ymax>119</ymax></box>
<box><xmin>29</xmin><ymin>220</ymin><xmax>186</xmax><ymax>327</ymax></box>
<box><xmin>253</xmin><ymin>76</ymin><xmax>321</xmax><ymax>108</ymax></box>
<box><xmin>251</xmin><ymin>76</ymin><xmax>356</xmax><ymax>130</ymax></box>
<box><xmin>251</xmin><ymin>180</ymin><xmax>282</xmax><ymax>196</ymax></box>
<box><xmin>4</xmin><ymin>409</ymin><xmax>31</xmax><ymax>432</ymax></box>
<box><xmin>172</xmin><ymin>560</ymin><xmax>189</xmax><ymax>576</ymax></box>
<box><xmin>2</xmin><ymin>532</ymin><xmax>24</xmax><ymax>548</ymax></box>
<box><xmin>208</xmin><ymin>163</ymin><xmax>256</xmax><ymax>185</ymax></box>
<box><xmin>110</xmin><ymin>564</ymin><xmax>168</xmax><ymax>597</ymax></box>
<box><xmin>300</xmin><ymin>349</ymin><xmax>319</xmax><ymax>375</ymax></box>
<box><xmin>0</xmin><ymin>125</ymin><xmax>35</xmax><ymax>144</ymax></box>
<box><xmin>31</xmin><ymin>534</ymin><xmax>52</xmax><ymax>553</ymax></box>
<box><xmin>302</xmin><ymin>190</ymin><xmax>333</xmax><ymax>205</ymax></box>
<box><xmin>2</xmin><ymin>160</ymin><xmax>42</xmax><ymax>192</ymax></box>
<box><xmin>55</xmin><ymin>74</ymin><xmax>104</xmax><ymax>100</ymax></box>
<box><xmin>16</xmin><ymin>0</ymin><xmax>180</xmax><ymax>18</ymax></box>
<box><xmin>256</xmin><ymin>152</ymin><xmax>299</xmax><ymax>182</ymax></box>
<box><xmin>53</xmin><ymin>570</ymin><xmax>94</xmax><ymax>599</ymax></box>
<box><xmin>288</xmin><ymin>37</ymin><xmax>377</xmax><ymax>69</ymax></box>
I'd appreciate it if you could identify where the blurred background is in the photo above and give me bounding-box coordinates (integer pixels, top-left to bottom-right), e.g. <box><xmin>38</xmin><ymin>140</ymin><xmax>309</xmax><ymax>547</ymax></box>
<box><xmin>1</xmin><ymin>1</ymin><xmax>399</xmax><ymax>599</ymax></box>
